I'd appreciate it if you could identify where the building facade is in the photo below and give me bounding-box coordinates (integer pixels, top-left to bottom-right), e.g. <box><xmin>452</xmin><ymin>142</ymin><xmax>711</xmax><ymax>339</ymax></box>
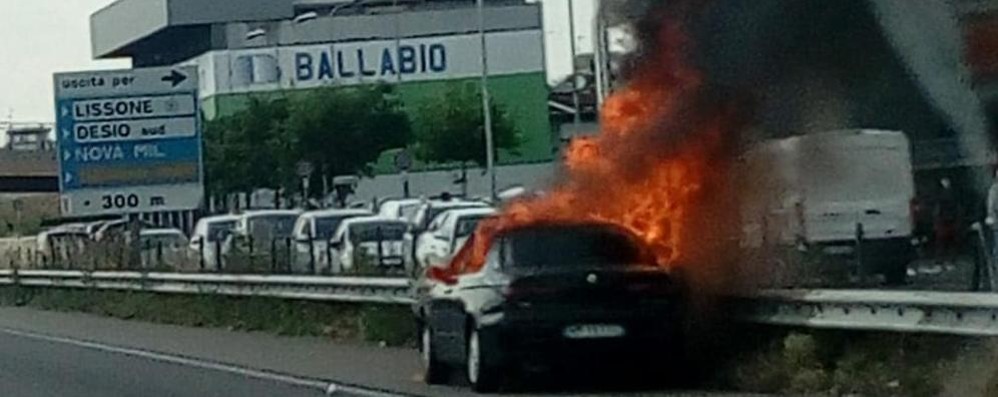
<box><xmin>91</xmin><ymin>0</ymin><xmax>553</xmax><ymax>174</ymax></box>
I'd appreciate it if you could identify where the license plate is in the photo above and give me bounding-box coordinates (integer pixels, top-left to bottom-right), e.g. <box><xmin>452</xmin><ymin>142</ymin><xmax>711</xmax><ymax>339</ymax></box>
<box><xmin>823</xmin><ymin>246</ymin><xmax>854</xmax><ymax>255</ymax></box>
<box><xmin>563</xmin><ymin>324</ymin><xmax>626</xmax><ymax>339</ymax></box>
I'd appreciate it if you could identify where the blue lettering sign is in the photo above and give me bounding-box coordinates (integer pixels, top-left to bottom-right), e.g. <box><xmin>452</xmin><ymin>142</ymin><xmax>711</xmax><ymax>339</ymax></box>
<box><xmin>380</xmin><ymin>49</ymin><xmax>397</xmax><ymax>75</ymax></box>
<box><xmin>337</xmin><ymin>51</ymin><xmax>355</xmax><ymax>78</ymax></box>
<box><xmin>295</xmin><ymin>53</ymin><xmax>313</xmax><ymax>81</ymax></box>
<box><xmin>358</xmin><ymin>49</ymin><xmax>377</xmax><ymax>77</ymax></box>
<box><xmin>429</xmin><ymin>44</ymin><xmax>447</xmax><ymax>72</ymax></box>
<box><xmin>398</xmin><ymin>46</ymin><xmax>416</xmax><ymax>74</ymax></box>
<box><xmin>318</xmin><ymin>52</ymin><xmax>335</xmax><ymax>80</ymax></box>
<box><xmin>419</xmin><ymin>44</ymin><xmax>428</xmax><ymax>73</ymax></box>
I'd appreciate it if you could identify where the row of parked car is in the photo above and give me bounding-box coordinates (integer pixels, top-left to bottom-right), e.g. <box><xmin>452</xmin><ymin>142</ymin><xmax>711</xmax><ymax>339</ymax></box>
<box><xmin>190</xmin><ymin>196</ymin><xmax>497</xmax><ymax>274</ymax></box>
<box><xmin>24</xmin><ymin>196</ymin><xmax>498</xmax><ymax>274</ymax></box>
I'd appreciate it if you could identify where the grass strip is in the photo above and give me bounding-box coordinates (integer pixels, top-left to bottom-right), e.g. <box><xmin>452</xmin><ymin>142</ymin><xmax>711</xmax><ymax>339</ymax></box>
<box><xmin>0</xmin><ymin>286</ymin><xmax>416</xmax><ymax>347</ymax></box>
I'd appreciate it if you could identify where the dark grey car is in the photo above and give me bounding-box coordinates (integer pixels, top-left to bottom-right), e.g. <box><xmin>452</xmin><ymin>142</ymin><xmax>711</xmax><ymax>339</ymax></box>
<box><xmin>413</xmin><ymin>223</ymin><xmax>686</xmax><ymax>393</ymax></box>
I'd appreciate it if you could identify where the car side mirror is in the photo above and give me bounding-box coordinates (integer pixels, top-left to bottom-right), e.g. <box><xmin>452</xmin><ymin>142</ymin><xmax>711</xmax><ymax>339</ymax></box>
<box><xmin>330</xmin><ymin>240</ymin><xmax>344</xmax><ymax>250</ymax></box>
<box><xmin>428</xmin><ymin>266</ymin><xmax>458</xmax><ymax>286</ymax></box>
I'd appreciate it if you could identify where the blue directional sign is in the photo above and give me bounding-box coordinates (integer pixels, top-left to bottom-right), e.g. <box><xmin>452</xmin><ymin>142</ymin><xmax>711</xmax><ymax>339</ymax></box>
<box><xmin>54</xmin><ymin>66</ymin><xmax>202</xmax><ymax>216</ymax></box>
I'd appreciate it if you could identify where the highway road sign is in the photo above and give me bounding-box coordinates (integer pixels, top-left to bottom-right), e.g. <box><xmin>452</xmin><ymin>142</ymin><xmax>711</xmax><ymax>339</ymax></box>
<box><xmin>54</xmin><ymin>66</ymin><xmax>202</xmax><ymax>216</ymax></box>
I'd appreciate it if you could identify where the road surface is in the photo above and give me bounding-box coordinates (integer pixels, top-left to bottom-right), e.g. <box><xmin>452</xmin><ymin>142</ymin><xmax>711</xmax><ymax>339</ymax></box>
<box><xmin>0</xmin><ymin>329</ymin><xmax>324</xmax><ymax>397</ymax></box>
<box><xmin>0</xmin><ymin>307</ymin><xmax>759</xmax><ymax>397</ymax></box>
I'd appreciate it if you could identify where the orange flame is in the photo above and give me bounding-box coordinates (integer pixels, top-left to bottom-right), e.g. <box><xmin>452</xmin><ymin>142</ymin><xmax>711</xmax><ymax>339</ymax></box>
<box><xmin>445</xmin><ymin>8</ymin><xmax>742</xmax><ymax>276</ymax></box>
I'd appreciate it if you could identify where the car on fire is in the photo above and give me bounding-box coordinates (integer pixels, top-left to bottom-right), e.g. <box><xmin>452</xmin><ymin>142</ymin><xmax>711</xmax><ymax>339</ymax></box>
<box><xmin>412</xmin><ymin>222</ymin><xmax>686</xmax><ymax>392</ymax></box>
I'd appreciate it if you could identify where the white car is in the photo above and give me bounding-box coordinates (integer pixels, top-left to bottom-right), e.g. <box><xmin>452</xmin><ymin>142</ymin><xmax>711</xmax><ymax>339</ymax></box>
<box><xmin>189</xmin><ymin>214</ymin><xmax>240</xmax><ymax>271</ymax></box>
<box><xmin>415</xmin><ymin>207</ymin><xmax>497</xmax><ymax>269</ymax></box>
<box><xmin>290</xmin><ymin>208</ymin><xmax>372</xmax><ymax>274</ymax></box>
<box><xmin>139</xmin><ymin>228</ymin><xmax>190</xmax><ymax>270</ymax></box>
<box><xmin>36</xmin><ymin>224</ymin><xmax>89</xmax><ymax>267</ymax></box>
<box><xmin>330</xmin><ymin>216</ymin><xmax>408</xmax><ymax>273</ymax></box>
<box><xmin>225</xmin><ymin>209</ymin><xmax>302</xmax><ymax>257</ymax></box>
<box><xmin>402</xmin><ymin>200</ymin><xmax>489</xmax><ymax>272</ymax></box>
<box><xmin>377</xmin><ymin>198</ymin><xmax>423</xmax><ymax>221</ymax></box>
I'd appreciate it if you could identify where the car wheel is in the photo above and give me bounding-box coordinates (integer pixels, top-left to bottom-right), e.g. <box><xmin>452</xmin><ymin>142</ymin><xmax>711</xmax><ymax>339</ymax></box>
<box><xmin>421</xmin><ymin>326</ymin><xmax>449</xmax><ymax>385</ymax></box>
<box><xmin>467</xmin><ymin>328</ymin><xmax>501</xmax><ymax>393</ymax></box>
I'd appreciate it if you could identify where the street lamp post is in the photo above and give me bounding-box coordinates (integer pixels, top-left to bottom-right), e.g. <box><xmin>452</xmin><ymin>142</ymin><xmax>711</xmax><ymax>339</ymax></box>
<box><xmin>477</xmin><ymin>0</ymin><xmax>497</xmax><ymax>199</ymax></box>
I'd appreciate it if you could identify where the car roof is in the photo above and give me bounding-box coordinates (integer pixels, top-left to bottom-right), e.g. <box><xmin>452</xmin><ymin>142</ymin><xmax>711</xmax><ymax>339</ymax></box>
<box><xmin>380</xmin><ymin>198</ymin><xmax>422</xmax><ymax>206</ymax></box>
<box><xmin>241</xmin><ymin>209</ymin><xmax>302</xmax><ymax>218</ymax></box>
<box><xmin>199</xmin><ymin>214</ymin><xmax>240</xmax><ymax>223</ymax></box>
<box><xmin>441</xmin><ymin>207</ymin><xmax>497</xmax><ymax>219</ymax></box>
<box><xmin>340</xmin><ymin>215</ymin><xmax>408</xmax><ymax>227</ymax></box>
<box><xmin>427</xmin><ymin>200</ymin><xmax>487</xmax><ymax>208</ymax></box>
<box><xmin>140</xmin><ymin>228</ymin><xmax>187</xmax><ymax>237</ymax></box>
<box><xmin>301</xmin><ymin>208</ymin><xmax>372</xmax><ymax>218</ymax></box>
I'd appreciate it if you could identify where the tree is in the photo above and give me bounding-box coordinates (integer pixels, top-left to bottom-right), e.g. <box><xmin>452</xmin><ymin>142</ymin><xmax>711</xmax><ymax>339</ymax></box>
<box><xmin>413</xmin><ymin>83</ymin><xmax>521</xmax><ymax>194</ymax></box>
<box><xmin>284</xmin><ymin>84</ymin><xmax>413</xmax><ymax>199</ymax></box>
<box><xmin>204</xmin><ymin>97</ymin><xmax>292</xmax><ymax>207</ymax></box>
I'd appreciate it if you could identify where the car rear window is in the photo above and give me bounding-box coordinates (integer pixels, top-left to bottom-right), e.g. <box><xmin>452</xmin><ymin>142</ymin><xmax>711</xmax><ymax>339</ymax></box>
<box><xmin>506</xmin><ymin>226</ymin><xmax>647</xmax><ymax>268</ymax></box>
<box><xmin>206</xmin><ymin>221</ymin><xmax>236</xmax><ymax>242</ymax></box>
<box><xmin>349</xmin><ymin>222</ymin><xmax>407</xmax><ymax>242</ymax></box>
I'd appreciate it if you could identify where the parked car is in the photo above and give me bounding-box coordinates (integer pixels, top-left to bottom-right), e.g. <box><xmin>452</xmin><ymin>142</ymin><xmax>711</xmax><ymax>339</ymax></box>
<box><xmin>189</xmin><ymin>214</ymin><xmax>240</xmax><ymax>271</ymax></box>
<box><xmin>139</xmin><ymin>228</ymin><xmax>190</xmax><ymax>270</ymax></box>
<box><xmin>403</xmin><ymin>200</ymin><xmax>490</xmax><ymax>272</ymax></box>
<box><xmin>415</xmin><ymin>207</ymin><xmax>497</xmax><ymax>269</ymax></box>
<box><xmin>414</xmin><ymin>222</ymin><xmax>684</xmax><ymax>392</ymax></box>
<box><xmin>36</xmin><ymin>224</ymin><xmax>90</xmax><ymax>267</ymax></box>
<box><xmin>224</xmin><ymin>210</ymin><xmax>302</xmax><ymax>262</ymax></box>
<box><xmin>290</xmin><ymin>208</ymin><xmax>372</xmax><ymax>274</ymax></box>
<box><xmin>93</xmin><ymin>218</ymin><xmax>157</xmax><ymax>242</ymax></box>
<box><xmin>377</xmin><ymin>198</ymin><xmax>423</xmax><ymax>221</ymax></box>
<box><xmin>330</xmin><ymin>216</ymin><xmax>409</xmax><ymax>273</ymax></box>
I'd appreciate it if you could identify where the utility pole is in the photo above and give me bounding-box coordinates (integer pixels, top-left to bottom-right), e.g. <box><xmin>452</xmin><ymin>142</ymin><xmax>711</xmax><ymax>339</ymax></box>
<box><xmin>568</xmin><ymin>0</ymin><xmax>582</xmax><ymax>126</ymax></box>
<box><xmin>477</xmin><ymin>0</ymin><xmax>497</xmax><ymax>199</ymax></box>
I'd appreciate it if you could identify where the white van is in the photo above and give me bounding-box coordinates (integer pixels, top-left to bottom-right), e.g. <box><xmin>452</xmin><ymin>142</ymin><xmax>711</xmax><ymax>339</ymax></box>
<box><xmin>740</xmin><ymin>129</ymin><xmax>916</xmax><ymax>284</ymax></box>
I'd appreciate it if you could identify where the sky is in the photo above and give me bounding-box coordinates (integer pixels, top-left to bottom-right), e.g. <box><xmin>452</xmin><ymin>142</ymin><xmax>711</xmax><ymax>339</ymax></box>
<box><xmin>0</xmin><ymin>0</ymin><xmax>595</xmax><ymax>125</ymax></box>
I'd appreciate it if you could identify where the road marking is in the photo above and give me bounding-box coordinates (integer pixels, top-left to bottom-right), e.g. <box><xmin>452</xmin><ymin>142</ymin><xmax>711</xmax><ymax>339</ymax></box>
<box><xmin>0</xmin><ymin>327</ymin><xmax>409</xmax><ymax>397</ymax></box>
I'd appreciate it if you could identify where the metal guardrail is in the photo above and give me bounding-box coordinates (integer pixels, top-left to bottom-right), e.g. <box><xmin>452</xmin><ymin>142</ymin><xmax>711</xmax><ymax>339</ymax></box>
<box><xmin>740</xmin><ymin>289</ymin><xmax>998</xmax><ymax>337</ymax></box>
<box><xmin>0</xmin><ymin>270</ymin><xmax>413</xmax><ymax>305</ymax></box>
<box><xmin>8</xmin><ymin>270</ymin><xmax>998</xmax><ymax>337</ymax></box>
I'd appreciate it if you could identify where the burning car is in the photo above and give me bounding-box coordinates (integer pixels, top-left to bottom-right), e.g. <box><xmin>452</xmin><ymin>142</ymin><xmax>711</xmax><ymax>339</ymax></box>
<box><xmin>413</xmin><ymin>221</ymin><xmax>686</xmax><ymax>392</ymax></box>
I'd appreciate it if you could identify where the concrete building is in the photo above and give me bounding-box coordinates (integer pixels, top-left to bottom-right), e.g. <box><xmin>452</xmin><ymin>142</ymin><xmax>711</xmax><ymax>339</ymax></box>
<box><xmin>91</xmin><ymin>0</ymin><xmax>554</xmax><ymax>175</ymax></box>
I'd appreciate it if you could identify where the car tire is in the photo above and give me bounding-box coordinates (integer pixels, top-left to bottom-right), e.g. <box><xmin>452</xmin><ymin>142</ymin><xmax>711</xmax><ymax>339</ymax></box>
<box><xmin>466</xmin><ymin>327</ymin><xmax>501</xmax><ymax>393</ymax></box>
<box><xmin>421</xmin><ymin>326</ymin><xmax>449</xmax><ymax>385</ymax></box>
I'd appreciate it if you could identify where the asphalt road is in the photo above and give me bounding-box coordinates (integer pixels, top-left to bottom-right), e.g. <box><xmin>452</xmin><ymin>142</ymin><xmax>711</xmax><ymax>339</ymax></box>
<box><xmin>0</xmin><ymin>330</ymin><xmax>325</xmax><ymax>397</ymax></box>
<box><xmin>0</xmin><ymin>307</ymin><xmax>761</xmax><ymax>397</ymax></box>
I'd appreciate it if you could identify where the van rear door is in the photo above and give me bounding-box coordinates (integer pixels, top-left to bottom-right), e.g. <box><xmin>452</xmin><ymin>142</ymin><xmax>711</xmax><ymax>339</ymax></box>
<box><xmin>797</xmin><ymin>131</ymin><xmax>914</xmax><ymax>243</ymax></box>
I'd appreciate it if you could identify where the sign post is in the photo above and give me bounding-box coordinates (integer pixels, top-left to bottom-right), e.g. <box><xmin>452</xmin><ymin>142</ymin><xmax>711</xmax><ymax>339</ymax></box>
<box><xmin>54</xmin><ymin>66</ymin><xmax>202</xmax><ymax>217</ymax></box>
<box><xmin>394</xmin><ymin>150</ymin><xmax>412</xmax><ymax>198</ymax></box>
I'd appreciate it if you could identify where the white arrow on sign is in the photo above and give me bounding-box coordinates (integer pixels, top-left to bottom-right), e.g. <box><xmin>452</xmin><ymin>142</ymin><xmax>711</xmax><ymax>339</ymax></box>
<box><xmin>61</xmin><ymin>106</ymin><xmax>70</xmax><ymax>118</ymax></box>
<box><xmin>62</xmin><ymin>129</ymin><xmax>70</xmax><ymax>139</ymax></box>
<box><xmin>63</xmin><ymin>151</ymin><xmax>72</xmax><ymax>161</ymax></box>
<box><xmin>64</xmin><ymin>173</ymin><xmax>73</xmax><ymax>183</ymax></box>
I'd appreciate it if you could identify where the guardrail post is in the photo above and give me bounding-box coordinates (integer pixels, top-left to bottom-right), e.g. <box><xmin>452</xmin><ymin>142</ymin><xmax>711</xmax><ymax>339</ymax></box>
<box><xmin>199</xmin><ymin>236</ymin><xmax>206</xmax><ymax>272</ymax></box>
<box><xmin>270</xmin><ymin>238</ymin><xmax>277</xmax><ymax>273</ymax></box>
<box><xmin>855</xmin><ymin>222</ymin><xmax>865</xmax><ymax>278</ymax></box>
<box><xmin>284</xmin><ymin>238</ymin><xmax>292</xmax><ymax>274</ymax></box>
<box><xmin>216</xmin><ymin>237</ymin><xmax>224</xmax><ymax>273</ymax></box>
<box><xmin>308</xmin><ymin>230</ymin><xmax>316</xmax><ymax>275</ymax></box>
<box><xmin>157</xmin><ymin>241</ymin><xmax>164</xmax><ymax>270</ymax></box>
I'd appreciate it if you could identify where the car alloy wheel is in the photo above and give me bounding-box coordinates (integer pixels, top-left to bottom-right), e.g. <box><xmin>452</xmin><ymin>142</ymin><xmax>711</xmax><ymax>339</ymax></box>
<box><xmin>467</xmin><ymin>330</ymin><xmax>481</xmax><ymax>385</ymax></box>
<box><xmin>422</xmin><ymin>326</ymin><xmax>447</xmax><ymax>385</ymax></box>
<box><xmin>466</xmin><ymin>328</ymin><xmax>500</xmax><ymax>392</ymax></box>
